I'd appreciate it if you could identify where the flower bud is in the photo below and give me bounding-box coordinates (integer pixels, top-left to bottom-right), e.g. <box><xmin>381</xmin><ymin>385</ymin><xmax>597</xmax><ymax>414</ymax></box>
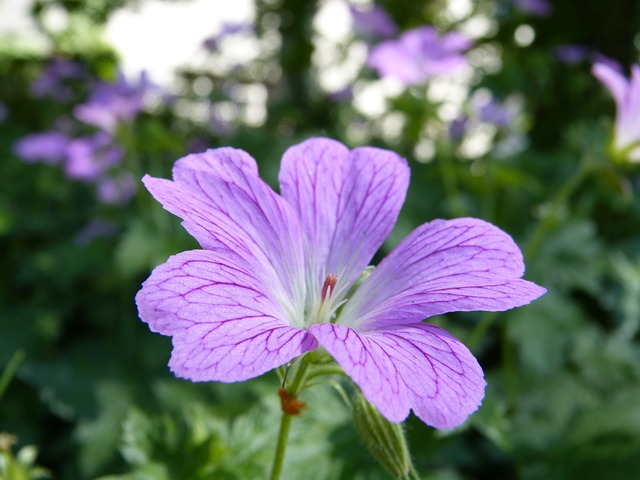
<box><xmin>351</xmin><ymin>391</ymin><xmax>412</xmax><ymax>479</ymax></box>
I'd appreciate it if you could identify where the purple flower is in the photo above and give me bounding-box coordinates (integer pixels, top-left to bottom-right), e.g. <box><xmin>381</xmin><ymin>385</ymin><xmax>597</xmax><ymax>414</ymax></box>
<box><xmin>65</xmin><ymin>133</ymin><xmax>124</xmax><ymax>181</ymax></box>
<box><xmin>97</xmin><ymin>172</ymin><xmax>136</xmax><ymax>205</ymax></box>
<box><xmin>31</xmin><ymin>57</ymin><xmax>84</xmax><ymax>102</ymax></box>
<box><xmin>349</xmin><ymin>5</ymin><xmax>398</xmax><ymax>41</ymax></box>
<box><xmin>554</xmin><ymin>44</ymin><xmax>591</xmax><ymax>65</ymax></box>
<box><xmin>448</xmin><ymin>116</ymin><xmax>469</xmax><ymax>140</ymax></box>
<box><xmin>512</xmin><ymin>0</ymin><xmax>552</xmax><ymax>17</ymax></box>
<box><xmin>74</xmin><ymin>218</ymin><xmax>118</xmax><ymax>245</ymax></box>
<box><xmin>476</xmin><ymin>99</ymin><xmax>516</xmax><ymax>127</ymax></box>
<box><xmin>14</xmin><ymin>131</ymin><xmax>70</xmax><ymax>164</ymax></box>
<box><xmin>74</xmin><ymin>71</ymin><xmax>151</xmax><ymax>132</ymax></box>
<box><xmin>202</xmin><ymin>22</ymin><xmax>254</xmax><ymax>51</ymax></box>
<box><xmin>368</xmin><ymin>26</ymin><xmax>472</xmax><ymax>86</ymax></box>
<box><xmin>135</xmin><ymin>138</ymin><xmax>545</xmax><ymax>429</ymax></box>
<box><xmin>593</xmin><ymin>61</ymin><xmax>640</xmax><ymax>162</ymax></box>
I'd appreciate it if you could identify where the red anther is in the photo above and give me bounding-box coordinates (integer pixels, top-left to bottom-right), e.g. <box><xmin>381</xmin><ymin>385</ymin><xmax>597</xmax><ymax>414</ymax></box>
<box><xmin>320</xmin><ymin>274</ymin><xmax>338</xmax><ymax>302</ymax></box>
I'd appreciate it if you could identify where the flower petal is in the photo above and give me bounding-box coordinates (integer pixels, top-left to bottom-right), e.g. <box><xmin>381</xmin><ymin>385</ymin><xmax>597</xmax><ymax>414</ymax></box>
<box><xmin>310</xmin><ymin>323</ymin><xmax>485</xmax><ymax>429</ymax></box>
<box><xmin>136</xmin><ymin>250</ymin><xmax>317</xmax><ymax>382</ymax></box>
<box><xmin>341</xmin><ymin>218</ymin><xmax>546</xmax><ymax>330</ymax></box>
<box><xmin>142</xmin><ymin>148</ymin><xmax>306</xmax><ymax>318</ymax></box>
<box><xmin>278</xmin><ymin>138</ymin><xmax>409</xmax><ymax>295</ymax></box>
<box><xmin>593</xmin><ymin>61</ymin><xmax>628</xmax><ymax>110</ymax></box>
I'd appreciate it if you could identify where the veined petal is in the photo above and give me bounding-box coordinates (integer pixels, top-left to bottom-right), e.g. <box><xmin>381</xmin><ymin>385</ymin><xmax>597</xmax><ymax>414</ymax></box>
<box><xmin>172</xmin><ymin>147</ymin><xmax>259</xmax><ymax>183</ymax></box>
<box><xmin>618</xmin><ymin>65</ymin><xmax>640</xmax><ymax>150</ymax></box>
<box><xmin>136</xmin><ymin>250</ymin><xmax>317</xmax><ymax>382</ymax></box>
<box><xmin>593</xmin><ymin>61</ymin><xmax>627</xmax><ymax>109</ymax></box>
<box><xmin>341</xmin><ymin>218</ymin><xmax>546</xmax><ymax>330</ymax></box>
<box><xmin>310</xmin><ymin>323</ymin><xmax>485</xmax><ymax>429</ymax></box>
<box><xmin>143</xmin><ymin>148</ymin><xmax>306</xmax><ymax>319</ymax></box>
<box><xmin>278</xmin><ymin>138</ymin><xmax>409</xmax><ymax>298</ymax></box>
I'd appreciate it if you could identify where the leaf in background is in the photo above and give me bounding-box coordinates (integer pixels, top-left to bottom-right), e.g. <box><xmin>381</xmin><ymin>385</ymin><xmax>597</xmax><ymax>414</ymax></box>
<box><xmin>74</xmin><ymin>381</ymin><xmax>133</xmax><ymax>477</ymax></box>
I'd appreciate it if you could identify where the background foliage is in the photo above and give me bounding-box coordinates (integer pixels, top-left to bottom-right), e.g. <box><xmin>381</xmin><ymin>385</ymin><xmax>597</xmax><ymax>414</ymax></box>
<box><xmin>2</xmin><ymin>0</ymin><xmax>640</xmax><ymax>478</ymax></box>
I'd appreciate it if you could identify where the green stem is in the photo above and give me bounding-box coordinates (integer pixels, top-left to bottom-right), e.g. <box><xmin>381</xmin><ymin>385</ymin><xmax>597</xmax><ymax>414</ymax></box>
<box><xmin>467</xmin><ymin>312</ymin><xmax>498</xmax><ymax>350</ymax></box>
<box><xmin>269</xmin><ymin>357</ymin><xmax>312</xmax><ymax>480</ymax></box>
<box><xmin>303</xmin><ymin>365</ymin><xmax>346</xmax><ymax>382</ymax></box>
<box><xmin>0</xmin><ymin>350</ymin><xmax>25</xmax><ymax>401</ymax></box>
<box><xmin>270</xmin><ymin>412</ymin><xmax>293</xmax><ymax>480</ymax></box>
<box><xmin>408</xmin><ymin>463</ymin><xmax>422</xmax><ymax>480</ymax></box>
<box><xmin>524</xmin><ymin>162</ymin><xmax>592</xmax><ymax>261</ymax></box>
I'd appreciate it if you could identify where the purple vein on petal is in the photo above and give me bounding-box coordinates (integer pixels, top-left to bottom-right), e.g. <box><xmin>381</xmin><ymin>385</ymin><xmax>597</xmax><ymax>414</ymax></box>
<box><xmin>310</xmin><ymin>322</ymin><xmax>485</xmax><ymax>429</ymax></box>
<box><xmin>339</xmin><ymin>218</ymin><xmax>546</xmax><ymax>330</ymax></box>
<box><xmin>142</xmin><ymin>149</ymin><xmax>307</xmax><ymax>324</ymax></box>
<box><xmin>136</xmin><ymin>249</ymin><xmax>317</xmax><ymax>382</ymax></box>
<box><xmin>279</xmin><ymin>138</ymin><xmax>409</xmax><ymax>311</ymax></box>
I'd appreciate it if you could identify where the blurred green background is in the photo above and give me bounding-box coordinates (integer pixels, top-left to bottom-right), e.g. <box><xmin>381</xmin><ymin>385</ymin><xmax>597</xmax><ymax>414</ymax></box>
<box><xmin>2</xmin><ymin>0</ymin><xmax>640</xmax><ymax>478</ymax></box>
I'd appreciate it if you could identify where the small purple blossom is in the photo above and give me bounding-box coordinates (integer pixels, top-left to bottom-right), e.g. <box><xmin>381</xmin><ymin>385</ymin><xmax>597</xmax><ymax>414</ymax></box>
<box><xmin>74</xmin><ymin>71</ymin><xmax>152</xmax><ymax>132</ymax></box>
<box><xmin>14</xmin><ymin>131</ymin><xmax>70</xmax><ymax>164</ymax></box>
<box><xmin>512</xmin><ymin>0</ymin><xmax>552</xmax><ymax>17</ymax></box>
<box><xmin>97</xmin><ymin>172</ymin><xmax>136</xmax><ymax>205</ymax></box>
<box><xmin>554</xmin><ymin>44</ymin><xmax>591</xmax><ymax>65</ymax></box>
<box><xmin>593</xmin><ymin>61</ymin><xmax>640</xmax><ymax>162</ymax></box>
<box><xmin>74</xmin><ymin>218</ymin><xmax>118</xmax><ymax>246</ymax></box>
<box><xmin>135</xmin><ymin>138</ymin><xmax>545</xmax><ymax>429</ymax></box>
<box><xmin>448</xmin><ymin>116</ymin><xmax>469</xmax><ymax>140</ymax></box>
<box><xmin>327</xmin><ymin>85</ymin><xmax>354</xmax><ymax>103</ymax></box>
<box><xmin>31</xmin><ymin>57</ymin><xmax>84</xmax><ymax>102</ymax></box>
<box><xmin>476</xmin><ymin>98</ymin><xmax>516</xmax><ymax>127</ymax></box>
<box><xmin>202</xmin><ymin>22</ymin><xmax>254</xmax><ymax>51</ymax></box>
<box><xmin>65</xmin><ymin>133</ymin><xmax>124</xmax><ymax>181</ymax></box>
<box><xmin>349</xmin><ymin>5</ymin><xmax>398</xmax><ymax>41</ymax></box>
<box><xmin>368</xmin><ymin>26</ymin><xmax>472</xmax><ymax>86</ymax></box>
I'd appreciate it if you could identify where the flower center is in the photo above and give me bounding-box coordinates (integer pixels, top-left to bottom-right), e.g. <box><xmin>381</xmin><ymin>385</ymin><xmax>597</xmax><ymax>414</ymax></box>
<box><xmin>320</xmin><ymin>274</ymin><xmax>338</xmax><ymax>303</ymax></box>
<box><xmin>303</xmin><ymin>273</ymin><xmax>344</xmax><ymax>327</ymax></box>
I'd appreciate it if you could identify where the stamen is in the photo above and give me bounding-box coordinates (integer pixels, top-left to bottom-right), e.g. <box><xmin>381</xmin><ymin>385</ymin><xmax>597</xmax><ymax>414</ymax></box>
<box><xmin>320</xmin><ymin>274</ymin><xmax>338</xmax><ymax>302</ymax></box>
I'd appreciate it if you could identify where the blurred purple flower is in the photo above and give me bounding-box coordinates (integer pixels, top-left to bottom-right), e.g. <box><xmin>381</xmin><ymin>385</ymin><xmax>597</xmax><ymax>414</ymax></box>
<box><xmin>203</xmin><ymin>22</ymin><xmax>254</xmax><ymax>51</ymax></box>
<box><xmin>554</xmin><ymin>44</ymin><xmax>591</xmax><ymax>65</ymax></box>
<box><xmin>75</xmin><ymin>71</ymin><xmax>152</xmax><ymax>132</ymax></box>
<box><xmin>74</xmin><ymin>218</ymin><xmax>118</xmax><ymax>246</ymax></box>
<box><xmin>14</xmin><ymin>131</ymin><xmax>70</xmax><ymax>164</ymax></box>
<box><xmin>349</xmin><ymin>5</ymin><xmax>397</xmax><ymax>40</ymax></box>
<box><xmin>368</xmin><ymin>26</ymin><xmax>472</xmax><ymax>86</ymax></box>
<box><xmin>593</xmin><ymin>61</ymin><xmax>640</xmax><ymax>162</ymax></box>
<box><xmin>328</xmin><ymin>85</ymin><xmax>354</xmax><ymax>103</ymax></box>
<box><xmin>97</xmin><ymin>172</ymin><xmax>137</xmax><ymax>205</ymax></box>
<box><xmin>448</xmin><ymin>116</ymin><xmax>469</xmax><ymax>140</ymax></box>
<box><xmin>65</xmin><ymin>133</ymin><xmax>124</xmax><ymax>181</ymax></box>
<box><xmin>476</xmin><ymin>99</ymin><xmax>516</xmax><ymax>127</ymax></box>
<box><xmin>31</xmin><ymin>57</ymin><xmax>84</xmax><ymax>102</ymax></box>
<box><xmin>512</xmin><ymin>0</ymin><xmax>552</xmax><ymax>17</ymax></box>
<box><xmin>135</xmin><ymin>137</ymin><xmax>545</xmax><ymax>429</ymax></box>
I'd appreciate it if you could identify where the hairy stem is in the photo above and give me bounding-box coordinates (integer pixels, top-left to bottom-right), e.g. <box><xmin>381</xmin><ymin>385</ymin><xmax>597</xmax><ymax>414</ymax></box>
<box><xmin>269</xmin><ymin>357</ymin><xmax>312</xmax><ymax>480</ymax></box>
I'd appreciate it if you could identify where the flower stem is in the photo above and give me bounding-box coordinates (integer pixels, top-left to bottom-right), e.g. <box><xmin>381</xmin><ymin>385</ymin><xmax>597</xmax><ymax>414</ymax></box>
<box><xmin>0</xmin><ymin>350</ymin><xmax>25</xmax><ymax>401</ymax></box>
<box><xmin>270</xmin><ymin>412</ymin><xmax>294</xmax><ymax>480</ymax></box>
<box><xmin>269</xmin><ymin>357</ymin><xmax>312</xmax><ymax>480</ymax></box>
<box><xmin>524</xmin><ymin>161</ymin><xmax>593</xmax><ymax>261</ymax></box>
